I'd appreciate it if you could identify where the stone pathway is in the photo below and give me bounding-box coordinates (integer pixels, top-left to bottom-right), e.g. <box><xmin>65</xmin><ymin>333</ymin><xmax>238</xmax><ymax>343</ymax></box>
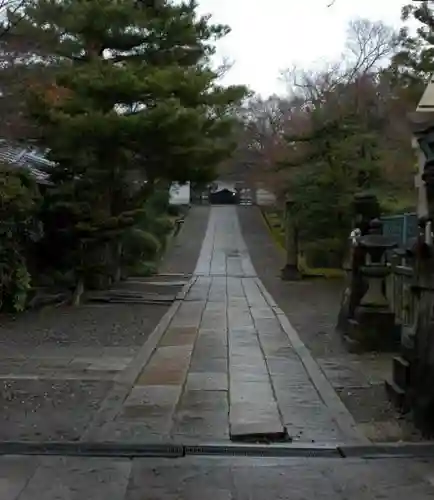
<box><xmin>237</xmin><ymin>205</ymin><xmax>421</xmax><ymax>442</ymax></box>
<box><xmin>2</xmin><ymin>454</ymin><xmax>434</xmax><ymax>500</ymax></box>
<box><xmin>96</xmin><ymin>207</ymin><xmax>363</xmax><ymax>444</ymax></box>
<box><xmin>3</xmin><ymin>206</ymin><xmax>434</xmax><ymax>499</ymax></box>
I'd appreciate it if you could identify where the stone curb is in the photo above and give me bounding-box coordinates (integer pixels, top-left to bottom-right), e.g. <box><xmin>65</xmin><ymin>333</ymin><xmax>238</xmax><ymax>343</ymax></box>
<box><xmin>81</xmin><ymin>276</ymin><xmax>197</xmax><ymax>441</ymax></box>
<box><xmin>254</xmin><ymin>278</ymin><xmax>369</xmax><ymax>445</ymax></box>
<box><xmin>339</xmin><ymin>442</ymin><xmax>434</xmax><ymax>458</ymax></box>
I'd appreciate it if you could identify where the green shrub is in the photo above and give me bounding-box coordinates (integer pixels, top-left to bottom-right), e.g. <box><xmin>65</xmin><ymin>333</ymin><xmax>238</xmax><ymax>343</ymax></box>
<box><xmin>129</xmin><ymin>260</ymin><xmax>157</xmax><ymax>277</ymax></box>
<box><xmin>152</xmin><ymin>216</ymin><xmax>174</xmax><ymax>238</ymax></box>
<box><xmin>0</xmin><ymin>166</ymin><xmax>40</xmax><ymax>311</ymax></box>
<box><xmin>123</xmin><ymin>228</ymin><xmax>161</xmax><ymax>264</ymax></box>
<box><xmin>167</xmin><ymin>204</ymin><xmax>181</xmax><ymax>216</ymax></box>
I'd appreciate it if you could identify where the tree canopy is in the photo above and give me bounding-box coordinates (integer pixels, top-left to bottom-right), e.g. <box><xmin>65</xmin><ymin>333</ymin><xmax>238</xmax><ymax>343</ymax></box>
<box><xmin>223</xmin><ymin>15</ymin><xmax>421</xmax><ymax>268</ymax></box>
<box><xmin>0</xmin><ymin>0</ymin><xmax>248</xmax><ymax>308</ymax></box>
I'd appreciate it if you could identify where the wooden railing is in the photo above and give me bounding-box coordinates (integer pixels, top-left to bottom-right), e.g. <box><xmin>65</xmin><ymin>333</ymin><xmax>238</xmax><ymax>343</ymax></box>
<box><xmin>387</xmin><ymin>250</ymin><xmax>416</xmax><ymax>328</ymax></box>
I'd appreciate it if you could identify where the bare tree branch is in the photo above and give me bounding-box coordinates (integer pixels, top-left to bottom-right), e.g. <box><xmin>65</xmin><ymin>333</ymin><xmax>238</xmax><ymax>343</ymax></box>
<box><xmin>279</xmin><ymin>18</ymin><xmax>399</xmax><ymax>114</ymax></box>
<box><xmin>215</xmin><ymin>55</ymin><xmax>234</xmax><ymax>80</ymax></box>
<box><xmin>344</xmin><ymin>18</ymin><xmax>399</xmax><ymax>78</ymax></box>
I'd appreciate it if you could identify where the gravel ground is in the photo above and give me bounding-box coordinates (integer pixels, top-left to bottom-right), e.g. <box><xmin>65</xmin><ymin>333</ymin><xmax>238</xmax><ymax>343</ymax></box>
<box><xmin>237</xmin><ymin>205</ymin><xmax>421</xmax><ymax>442</ymax></box>
<box><xmin>0</xmin><ymin>304</ymin><xmax>169</xmax><ymax>350</ymax></box>
<box><xmin>0</xmin><ymin>379</ymin><xmax>113</xmax><ymax>441</ymax></box>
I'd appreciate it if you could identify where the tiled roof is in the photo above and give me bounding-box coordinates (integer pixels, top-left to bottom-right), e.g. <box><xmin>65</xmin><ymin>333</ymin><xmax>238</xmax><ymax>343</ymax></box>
<box><xmin>0</xmin><ymin>142</ymin><xmax>53</xmax><ymax>183</ymax></box>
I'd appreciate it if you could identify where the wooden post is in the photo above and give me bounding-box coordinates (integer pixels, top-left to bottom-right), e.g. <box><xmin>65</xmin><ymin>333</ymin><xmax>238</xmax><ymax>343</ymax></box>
<box><xmin>281</xmin><ymin>198</ymin><xmax>301</xmax><ymax>281</ymax></box>
<box><xmin>413</xmin><ymin>136</ymin><xmax>429</xmax><ymax>220</ymax></box>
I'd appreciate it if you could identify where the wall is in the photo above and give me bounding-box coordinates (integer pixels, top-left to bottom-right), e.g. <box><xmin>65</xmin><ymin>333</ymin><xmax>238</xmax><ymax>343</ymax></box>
<box><xmin>169</xmin><ymin>182</ymin><xmax>190</xmax><ymax>205</ymax></box>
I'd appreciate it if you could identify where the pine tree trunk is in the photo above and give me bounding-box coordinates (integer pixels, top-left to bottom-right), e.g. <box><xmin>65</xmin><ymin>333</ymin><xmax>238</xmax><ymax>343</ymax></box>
<box><xmin>71</xmin><ymin>276</ymin><xmax>84</xmax><ymax>306</ymax></box>
<box><xmin>113</xmin><ymin>241</ymin><xmax>123</xmax><ymax>282</ymax></box>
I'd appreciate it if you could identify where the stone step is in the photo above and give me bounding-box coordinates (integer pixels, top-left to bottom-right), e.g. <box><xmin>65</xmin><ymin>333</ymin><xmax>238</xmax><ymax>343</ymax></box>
<box><xmin>392</xmin><ymin>355</ymin><xmax>411</xmax><ymax>391</ymax></box>
<box><xmin>400</xmin><ymin>325</ymin><xmax>416</xmax><ymax>360</ymax></box>
<box><xmin>86</xmin><ymin>290</ymin><xmax>175</xmax><ymax>304</ymax></box>
<box><xmin>385</xmin><ymin>379</ymin><xmax>409</xmax><ymax>413</ymax></box>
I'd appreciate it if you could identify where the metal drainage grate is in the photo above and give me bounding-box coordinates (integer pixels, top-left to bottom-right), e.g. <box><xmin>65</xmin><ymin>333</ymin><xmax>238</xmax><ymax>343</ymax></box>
<box><xmin>0</xmin><ymin>442</ymin><xmax>184</xmax><ymax>458</ymax></box>
<box><xmin>2</xmin><ymin>441</ymin><xmax>434</xmax><ymax>459</ymax></box>
<box><xmin>0</xmin><ymin>441</ymin><xmax>339</xmax><ymax>459</ymax></box>
<box><xmin>185</xmin><ymin>443</ymin><xmax>340</xmax><ymax>458</ymax></box>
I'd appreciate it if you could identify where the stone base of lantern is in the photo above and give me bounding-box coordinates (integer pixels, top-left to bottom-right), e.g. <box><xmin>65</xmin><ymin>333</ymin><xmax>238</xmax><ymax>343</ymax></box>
<box><xmin>343</xmin><ymin>306</ymin><xmax>400</xmax><ymax>352</ymax></box>
<box><xmin>280</xmin><ymin>263</ymin><xmax>301</xmax><ymax>281</ymax></box>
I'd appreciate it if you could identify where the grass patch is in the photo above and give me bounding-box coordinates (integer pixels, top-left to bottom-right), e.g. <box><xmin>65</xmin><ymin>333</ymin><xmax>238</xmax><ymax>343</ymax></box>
<box><xmin>378</xmin><ymin>188</ymin><xmax>416</xmax><ymax>215</ymax></box>
<box><xmin>261</xmin><ymin>207</ymin><xmax>345</xmax><ymax>279</ymax></box>
<box><xmin>298</xmin><ymin>255</ymin><xmax>345</xmax><ymax>279</ymax></box>
<box><xmin>261</xmin><ymin>208</ymin><xmax>285</xmax><ymax>252</ymax></box>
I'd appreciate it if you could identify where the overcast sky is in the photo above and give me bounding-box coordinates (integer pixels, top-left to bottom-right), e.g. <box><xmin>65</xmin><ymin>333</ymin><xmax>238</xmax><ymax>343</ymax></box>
<box><xmin>197</xmin><ymin>0</ymin><xmax>404</xmax><ymax>96</ymax></box>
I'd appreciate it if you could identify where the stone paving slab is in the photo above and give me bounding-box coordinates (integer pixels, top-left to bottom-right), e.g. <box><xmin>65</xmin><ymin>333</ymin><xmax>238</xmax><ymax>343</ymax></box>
<box><xmin>16</xmin><ymin>456</ymin><xmax>132</xmax><ymax>500</ymax></box>
<box><xmin>1</xmin><ymin>454</ymin><xmax>434</xmax><ymax>500</ymax></box>
<box><xmin>0</xmin><ymin>351</ymin><xmax>134</xmax><ymax>382</ymax></box>
<box><xmin>0</xmin><ymin>456</ymin><xmax>38</xmax><ymax>500</ymax></box>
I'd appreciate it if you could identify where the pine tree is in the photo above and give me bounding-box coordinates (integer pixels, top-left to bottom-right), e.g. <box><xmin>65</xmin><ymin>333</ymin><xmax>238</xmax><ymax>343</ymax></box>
<box><xmin>391</xmin><ymin>1</ymin><xmax>434</xmax><ymax>100</ymax></box>
<box><xmin>277</xmin><ymin>81</ymin><xmax>384</xmax><ymax>256</ymax></box>
<box><xmin>8</xmin><ymin>0</ymin><xmax>247</xmax><ymax>303</ymax></box>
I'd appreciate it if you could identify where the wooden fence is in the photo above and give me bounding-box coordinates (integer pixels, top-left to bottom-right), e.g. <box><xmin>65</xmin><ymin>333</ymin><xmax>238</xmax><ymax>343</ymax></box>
<box><xmin>381</xmin><ymin>213</ymin><xmax>418</xmax><ymax>328</ymax></box>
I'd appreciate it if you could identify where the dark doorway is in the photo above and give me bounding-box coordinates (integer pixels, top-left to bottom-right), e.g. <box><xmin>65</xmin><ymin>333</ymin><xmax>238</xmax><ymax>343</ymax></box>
<box><xmin>209</xmin><ymin>188</ymin><xmax>239</xmax><ymax>205</ymax></box>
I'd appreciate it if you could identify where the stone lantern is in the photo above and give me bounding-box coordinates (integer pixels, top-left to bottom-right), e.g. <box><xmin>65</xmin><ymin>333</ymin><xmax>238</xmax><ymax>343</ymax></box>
<box><xmin>346</xmin><ymin>219</ymin><xmax>399</xmax><ymax>352</ymax></box>
<box><xmin>358</xmin><ymin>220</ymin><xmax>396</xmax><ymax>305</ymax></box>
<box><xmin>336</xmin><ymin>192</ymin><xmax>381</xmax><ymax>338</ymax></box>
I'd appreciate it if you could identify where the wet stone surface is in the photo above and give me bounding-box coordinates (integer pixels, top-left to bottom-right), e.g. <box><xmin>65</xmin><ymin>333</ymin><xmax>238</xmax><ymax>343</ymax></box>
<box><xmin>16</xmin><ymin>456</ymin><xmax>132</xmax><ymax>500</ymax></box>
<box><xmin>108</xmin><ymin>206</ymin><xmax>352</xmax><ymax>444</ymax></box>
<box><xmin>1</xmin><ymin>205</ymin><xmax>434</xmax><ymax>497</ymax></box>
<box><xmin>2</xmin><ymin>455</ymin><xmax>434</xmax><ymax>500</ymax></box>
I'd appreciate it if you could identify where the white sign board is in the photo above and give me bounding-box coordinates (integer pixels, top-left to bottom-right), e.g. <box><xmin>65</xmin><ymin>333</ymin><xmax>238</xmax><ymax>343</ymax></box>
<box><xmin>417</xmin><ymin>75</ymin><xmax>434</xmax><ymax>112</ymax></box>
